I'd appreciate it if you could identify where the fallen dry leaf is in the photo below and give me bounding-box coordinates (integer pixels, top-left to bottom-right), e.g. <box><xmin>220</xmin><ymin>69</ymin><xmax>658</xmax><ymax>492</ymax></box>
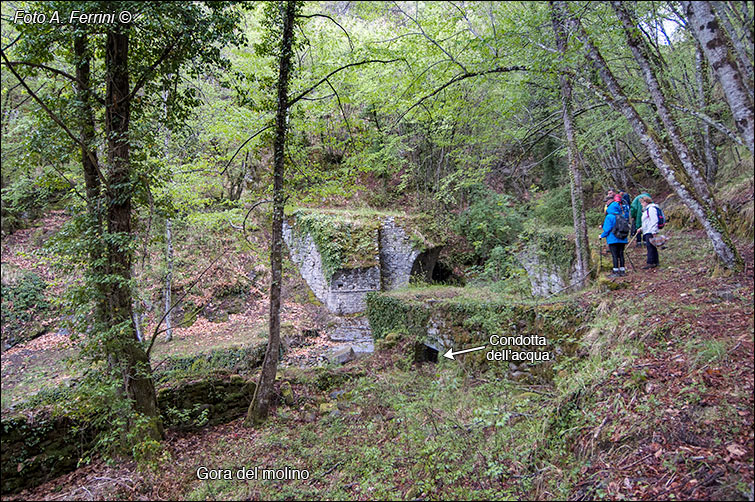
<box><xmin>726</xmin><ymin>443</ymin><xmax>746</xmax><ymax>457</ymax></box>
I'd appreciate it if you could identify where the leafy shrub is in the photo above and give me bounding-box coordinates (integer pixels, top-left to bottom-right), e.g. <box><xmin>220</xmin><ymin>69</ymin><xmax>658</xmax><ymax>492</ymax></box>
<box><xmin>532</xmin><ymin>185</ymin><xmax>573</xmax><ymax>227</ymax></box>
<box><xmin>1</xmin><ymin>272</ymin><xmax>50</xmax><ymax>347</ymax></box>
<box><xmin>454</xmin><ymin>190</ymin><xmax>523</xmax><ymax>264</ymax></box>
<box><xmin>0</xmin><ymin>174</ymin><xmax>69</xmax><ymax>231</ymax></box>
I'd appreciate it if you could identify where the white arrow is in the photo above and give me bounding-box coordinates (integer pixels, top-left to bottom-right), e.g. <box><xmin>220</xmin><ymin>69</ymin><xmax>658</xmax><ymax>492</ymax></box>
<box><xmin>443</xmin><ymin>345</ymin><xmax>487</xmax><ymax>360</ymax></box>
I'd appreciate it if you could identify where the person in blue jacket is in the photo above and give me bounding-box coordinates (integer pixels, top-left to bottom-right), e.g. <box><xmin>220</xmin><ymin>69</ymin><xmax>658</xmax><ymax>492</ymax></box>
<box><xmin>599</xmin><ymin>199</ymin><xmax>629</xmax><ymax>277</ymax></box>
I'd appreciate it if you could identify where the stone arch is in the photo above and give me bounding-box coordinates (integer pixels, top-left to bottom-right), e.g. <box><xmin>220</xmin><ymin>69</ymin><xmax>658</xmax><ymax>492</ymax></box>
<box><xmin>410</xmin><ymin>247</ymin><xmax>441</xmax><ymax>283</ymax></box>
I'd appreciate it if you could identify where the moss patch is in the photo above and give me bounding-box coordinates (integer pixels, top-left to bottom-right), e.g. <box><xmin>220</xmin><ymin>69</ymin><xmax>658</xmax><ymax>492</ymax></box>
<box><xmin>287</xmin><ymin>208</ymin><xmax>443</xmax><ymax>280</ymax></box>
<box><xmin>367</xmin><ymin>287</ymin><xmax>591</xmax><ymax>379</ymax></box>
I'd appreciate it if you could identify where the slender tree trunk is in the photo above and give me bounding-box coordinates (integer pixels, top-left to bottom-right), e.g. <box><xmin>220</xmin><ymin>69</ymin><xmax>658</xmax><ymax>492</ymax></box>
<box><xmin>613</xmin><ymin>2</ymin><xmax>715</xmax><ymax>206</ymax></box>
<box><xmin>164</xmin><ymin>218</ymin><xmax>173</xmax><ymax>341</ymax></box>
<box><xmin>162</xmin><ymin>89</ymin><xmax>174</xmax><ymax>343</ymax></box>
<box><xmin>74</xmin><ymin>33</ymin><xmax>108</xmax><ymax>329</ymax></box>
<box><xmin>612</xmin><ymin>2</ymin><xmax>740</xmax><ymax>270</ymax></box>
<box><xmin>550</xmin><ymin>1</ymin><xmax>590</xmax><ymax>288</ymax></box>
<box><xmin>695</xmin><ymin>41</ymin><xmax>719</xmax><ymax>184</ymax></box>
<box><xmin>105</xmin><ymin>26</ymin><xmax>163</xmax><ymax>439</ymax></box>
<box><xmin>711</xmin><ymin>1</ymin><xmax>754</xmax><ymax>95</ymax></box>
<box><xmin>557</xmin><ymin>1</ymin><xmax>742</xmax><ymax>271</ymax></box>
<box><xmin>683</xmin><ymin>1</ymin><xmax>754</xmax><ymax>154</ymax></box>
<box><xmin>245</xmin><ymin>0</ymin><xmax>297</xmax><ymax>427</ymax></box>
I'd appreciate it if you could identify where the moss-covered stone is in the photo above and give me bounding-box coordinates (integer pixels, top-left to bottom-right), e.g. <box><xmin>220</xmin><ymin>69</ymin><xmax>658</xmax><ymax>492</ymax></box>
<box><xmin>367</xmin><ymin>287</ymin><xmax>591</xmax><ymax>380</ymax></box>
<box><xmin>154</xmin><ymin>342</ymin><xmax>267</xmax><ymax>384</ymax></box>
<box><xmin>157</xmin><ymin>372</ymin><xmax>256</xmax><ymax>430</ymax></box>
<box><xmin>287</xmin><ymin>208</ymin><xmax>443</xmax><ymax>280</ymax></box>
<box><xmin>319</xmin><ymin>401</ymin><xmax>337</xmax><ymax>414</ymax></box>
<box><xmin>280</xmin><ymin>381</ymin><xmax>295</xmax><ymax>406</ymax></box>
<box><xmin>597</xmin><ymin>276</ymin><xmax>630</xmax><ymax>291</ymax></box>
<box><xmin>1</xmin><ymin>412</ymin><xmax>96</xmax><ymax>494</ymax></box>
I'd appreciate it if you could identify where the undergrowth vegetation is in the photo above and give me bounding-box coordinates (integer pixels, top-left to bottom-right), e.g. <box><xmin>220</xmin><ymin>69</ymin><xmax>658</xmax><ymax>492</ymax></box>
<box><xmin>170</xmin><ymin>305</ymin><xmax>648</xmax><ymax>500</ymax></box>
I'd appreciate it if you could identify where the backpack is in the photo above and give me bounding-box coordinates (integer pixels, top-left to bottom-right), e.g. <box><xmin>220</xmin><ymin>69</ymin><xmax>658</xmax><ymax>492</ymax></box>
<box><xmin>655</xmin><ymin>205</ymin><xmax>666</xmax><ymax>229</ymax></box>
<box><xmin>612</xmin><ymin>212</ymin><xmax>631</xmax><ymax>240</ymax></box>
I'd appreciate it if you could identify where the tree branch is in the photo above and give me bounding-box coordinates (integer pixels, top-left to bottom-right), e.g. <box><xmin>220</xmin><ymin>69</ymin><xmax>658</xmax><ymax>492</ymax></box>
<box><xmin>219</xmin><ymin>123</ymin><xmax>274</xmax><ymax>176</ymax></box>
<box><xmin>145</xmin><ymin>248</ymin><xmax>228</xmax><ymax>357</ymax></box>
<box><xmin>1</xmin><ymin>48</ymin><xmax>108</xmax><ymax>191</ymax></box>
<box><xmin>393</xmin><ymin>1</ymin><xmax>469</xmax><ymax>73</ymax></box>
<box><xmin>325</xmin><ymin>78</ymin><xmax>352</xmax><ymax>141</ymax></box>
<box><xmin>297</xmin><ymin>13</ymin><xmax>354</xmax><ymax>50</ymax></box>
<box><xmin>120</xmin><ymin>33</ymin><xmax>183</xmax><ymax>105</ymax></box>
<box><xmin>394</xmin><ymin>65</ymin><xmax>527</xmax><ymax>126</ymax></box>
<box><xmin>2</xmin><ymin>61</ymin><xmax>106</xmax><ymax>105</ymax></box>
<box><xmin>288</xmin><ymin>59</ymin><xmax>402</xmax><ymax>107</ymax></box>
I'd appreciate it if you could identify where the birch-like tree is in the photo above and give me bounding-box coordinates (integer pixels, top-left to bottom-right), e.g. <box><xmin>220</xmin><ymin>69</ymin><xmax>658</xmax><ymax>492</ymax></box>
<box><xmin>683</xmin><ymin>1</ymin><xmax>754</xmax><ymax>155</ymax></box>
<box><xmin>554</xmin><ymin>1</ymin><xmax>742</xmax><ymax>272</ymax></box>
<box><xmin>549</xmin><ymin>1</ymin><xmax>590</xmax><ymax>288</ymax></box>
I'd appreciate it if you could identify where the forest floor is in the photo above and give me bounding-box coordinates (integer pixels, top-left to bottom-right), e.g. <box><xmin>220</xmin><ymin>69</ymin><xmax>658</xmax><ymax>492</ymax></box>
<box><xmin>1</xmin><ymin>219</ymin><xmax>753</xmax><ymax>500</ymax></box>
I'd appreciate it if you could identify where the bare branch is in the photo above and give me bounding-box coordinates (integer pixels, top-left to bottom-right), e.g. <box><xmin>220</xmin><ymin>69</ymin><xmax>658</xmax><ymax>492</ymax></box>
<box><xmin>297</xmin><ymin>13</ymin><xmax>354</xmax><ymax>50</ymax></box>
<box><xmin>288</xmin><ymin>58</ymin><xmax>402</xmax><ymax>106</ymax></box>
<box><xmin>120</xmin><ymin>33</ymin><xmax>183</xmax><ymax>105</ymax></box>
<box><xmin>325</xmin><ymin>78</ymin><xmax>353</xmax><ymax>140</ymax></box>
<box><xmin>392</xmin><ymin>1</ymin><xmax>468</xmax><ymax>73</ymax></box>
<box><xmin>219</xmin><ymin>124</ymin><xmax>275</xmax><ymax>176</ymax></box>
<box><xmin>448</xmin><ymin>1</ymin><xmax>498</xmax><ymax>58</ymax></box>
<box><xmin>145</xmin><ymin>248</ymin><xmax>228</xmax><ymax>357</ymax></box>
<box><xmin>394</xmin><ymin>65</ymin><xmax>527</xmax><ymax>126</ymax></box>
<box><xmin>1</xmin><ymin>48</ymin><xmax>108</xmax><ymax>191</ymax></box>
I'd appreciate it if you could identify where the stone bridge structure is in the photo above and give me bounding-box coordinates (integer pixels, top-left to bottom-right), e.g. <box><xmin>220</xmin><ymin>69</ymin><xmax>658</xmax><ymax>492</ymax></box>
<box><xmin>283</xmin><ymin>212</ymin><xmax>441</xmax><ymax>315</ymax></box>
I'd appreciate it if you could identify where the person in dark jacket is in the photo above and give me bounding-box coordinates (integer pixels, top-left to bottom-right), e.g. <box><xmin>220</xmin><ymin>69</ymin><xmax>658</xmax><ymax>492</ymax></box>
<box><xmin>619</xmin><ymin>189</ymin><xmax>631</xmax><ymax>208</ymax></box>
<box><xmin>630</xmin><ymin>191</ymin><xmax>651</xmax><ymax>247</ymax></box>
<box><xmin>599</xmin><ymin>200</ymin><xmax>629</xmax><ymax>277</ymax></box>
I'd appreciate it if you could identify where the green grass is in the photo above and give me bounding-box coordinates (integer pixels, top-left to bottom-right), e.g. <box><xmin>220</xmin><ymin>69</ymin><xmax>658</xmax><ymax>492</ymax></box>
<box><xmin>175</xmin><ymin>305</ymin><xmax>646</xmax><ymax>500</ymax></box>
<box><xmin>182</xmin><ymin>363</ymin><xmax>546</xmax><ymax>500</ymax></box>
<box><xmin>0</xmin><ymin>347</ymin><xmax>75</xmax><ymax>413</ymax></box>
<box><xmin>685</xmin><ymin>339</ymin><xmax>728</xmax><ymax>369</ymax></box>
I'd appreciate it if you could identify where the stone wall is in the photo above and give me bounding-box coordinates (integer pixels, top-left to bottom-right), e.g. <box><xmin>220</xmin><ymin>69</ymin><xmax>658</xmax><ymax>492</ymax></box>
<box><xmin>0</xmin><ymin>373</ymin><xmax>256</xmax><ymax>494</ymax></box>
<box><xmin>514</xmin><ymin>229</ymin><xmax>580</xmax><ymax>297</ymax></box>
<box><xmin>366</xmin><ymin>288</ymin><xmax>590</xmax><ymax>380</ymax></box>
<box><xmin>516</xmin><ymin>244</ymin><xmax>581</xmax><ymax>297</ymax></box>
<box><xmin>157</xmin><ymin>373</ymin><xmax>256</xmax><ymax>429</ymax></box>
<box><xmin>283</xmin><ymin>221</ymin><xmax>330</xmax><ymax>303</ymax></box>
<box><xmin>284</xmin><ymin>215</ymin><xmax>441</xmax><ymax>314</ymax></box>
<box><xmin>1</xmin><ymin>412</ymin><xmax>95</xmax><ymax>494</ymax></box>
<box><xmin>379</xmin><ymin>217</ymin><xmax>422</xmax><ymax>290</ymax></box>
<box><xmin>327</xmin><ymin>266</ymin><xmax>382</xmax><ymax>314</ymax></box>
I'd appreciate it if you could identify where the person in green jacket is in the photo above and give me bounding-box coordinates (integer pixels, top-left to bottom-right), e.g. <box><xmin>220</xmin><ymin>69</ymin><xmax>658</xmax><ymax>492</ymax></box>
<box><xmin>630</xmin><ymin>191</ymin><xmax>651</xmax><ymax>247</ymax></box>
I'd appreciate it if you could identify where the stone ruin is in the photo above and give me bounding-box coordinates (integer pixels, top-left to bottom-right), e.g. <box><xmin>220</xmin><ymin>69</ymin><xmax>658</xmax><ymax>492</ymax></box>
<box><xmin>283</xmin><ymin>211</ymin><xmax>441</xmax><ymax>315</ymax></box>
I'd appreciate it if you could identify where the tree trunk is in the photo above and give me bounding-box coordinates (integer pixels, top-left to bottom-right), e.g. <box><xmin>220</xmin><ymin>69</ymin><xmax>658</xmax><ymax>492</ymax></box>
<box><xmin>105</xmin><ymin>26</ymin><xmax>163</xmax><ymax>439</ymax></box>
<box><xmin>695</xmin><ymin>41</ymin><xmax>719</xmax><ymax>184</ymax></box>
<box><xmin>245</xmin><ymin>0</ymin><xmax>297</xmax><ymax>427</ymax></box>
<box><xmin>612</xmin><ymin>2</ymin><xmax>740</xmax><ymax>270</ymax></box>
<box><xmin>74</xmin><ymin>33</ymin><xmax>107</xmax><ymax>328</ymax></box>
<box><xmin>683</xmin><ymin>1</ymin><xmax>754</xmax><ymax>155</ymax></box>
<box><xmin>550</xmin><ymin>1</ymin><xmax>590</xmax><ymax>288</ymax></box>
<box><xmin>162</xmin><ymin>88</ymin><xmax>174</xmax><ymax>343</ymax></box>
<box><xmin>558</xmin><ymin>2</ymin><xmax>742</xmax><ymax>271</ymax></box>
<box><xmin>164</xmin><ymin>218</ymin><xmax>173</xmax><ymax>341</ymax></box>
<box><xmin>132</xmin><ymin>309</ymin><xmax>144</xmax><ymax>343</ymax></box>
<box><xmin>711</xmin><ymin>1</ymin><xmax>754</xmax><ymax>95</ymax></box>
<box><xmin>613</xmin><ymin>2</ymin><xmax>715</xmax><ymax>207</ymax></box>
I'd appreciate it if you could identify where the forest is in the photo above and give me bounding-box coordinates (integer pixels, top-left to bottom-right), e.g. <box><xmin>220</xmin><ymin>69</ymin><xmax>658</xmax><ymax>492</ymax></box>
<box><xmin>1</xmin><ymin>1</ymin><xmax>753</xmax><ymax>500</ymax></box>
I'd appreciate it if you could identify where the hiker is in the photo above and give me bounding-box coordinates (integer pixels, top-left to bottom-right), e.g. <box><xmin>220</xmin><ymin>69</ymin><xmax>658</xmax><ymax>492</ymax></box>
<box><xmin>619</xmin><ymin>189</ymin><xmax>631</xmax><ymax>208</ymax></box>
<box><xmin>603</xmin><ymin>189</ymin><xmax>616</xmax><ymax>213</ymax></box>
<box><xmin>599</xmin><ymin>196</ymin><xmax>630</xmax><ymax>277</ymax></box>
<box><xmin>630</xmin><ymin>191</ymin><xmax>651</xmax><ymax>247</ymax></box>
<box><xmin>636</xmin><ymin>195</ymin><xmax>660</xmax><ymax>269</ymax></box>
